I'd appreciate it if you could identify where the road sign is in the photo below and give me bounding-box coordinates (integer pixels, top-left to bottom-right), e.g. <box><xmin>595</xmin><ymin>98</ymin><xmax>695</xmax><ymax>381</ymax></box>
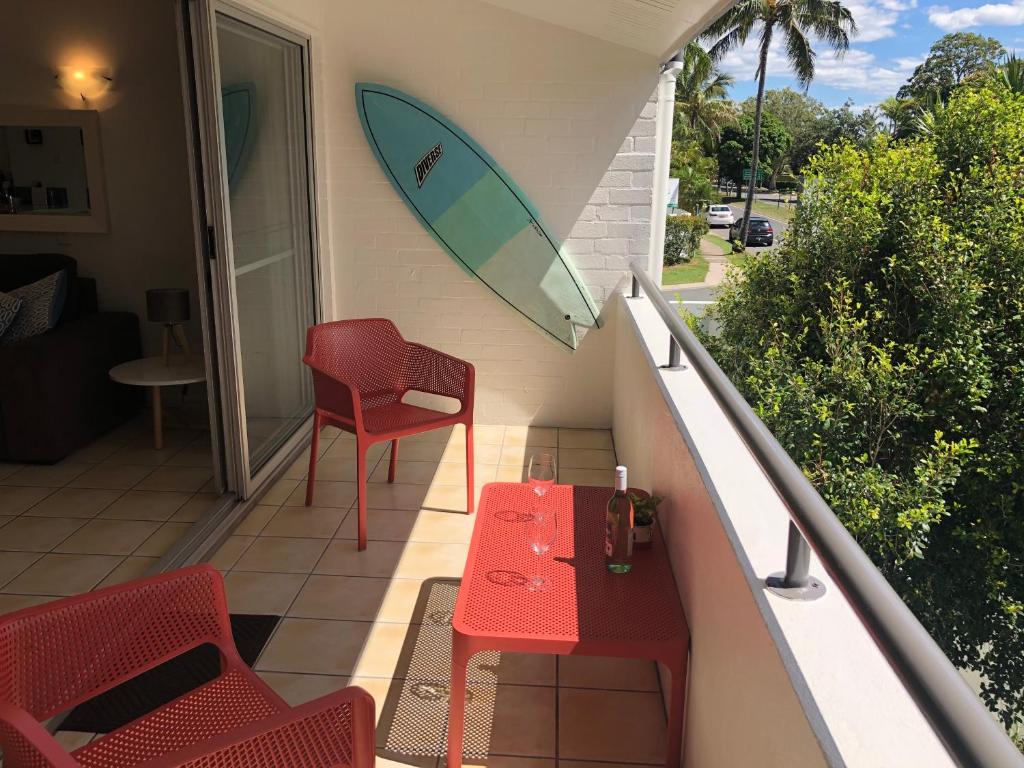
<box><xmin>742</xmin><ymin>168</ymin><xmax>766</xmax><ymax>182</ymax></box>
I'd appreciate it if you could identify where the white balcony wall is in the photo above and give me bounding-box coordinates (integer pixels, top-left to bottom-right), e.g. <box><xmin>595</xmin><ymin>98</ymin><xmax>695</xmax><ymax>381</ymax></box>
<box><xmin>612</xmin><ymin>294</ymin><xmax>955</xmax><ymax>768</ymax></box>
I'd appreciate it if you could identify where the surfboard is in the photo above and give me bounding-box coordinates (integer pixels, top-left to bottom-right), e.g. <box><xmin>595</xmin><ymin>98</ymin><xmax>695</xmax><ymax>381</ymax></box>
<box><xmin>355</xmin><ymin>83</ymin><xmax>600</xmax><ymax>350</ymax></box>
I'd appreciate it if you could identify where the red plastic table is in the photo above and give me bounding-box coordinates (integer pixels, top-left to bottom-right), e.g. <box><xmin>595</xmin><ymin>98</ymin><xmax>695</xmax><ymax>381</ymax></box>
<box><xmin>448</xmin><ymin>482</ymin><xmax>690</xmax><ymax>768</ymax></box>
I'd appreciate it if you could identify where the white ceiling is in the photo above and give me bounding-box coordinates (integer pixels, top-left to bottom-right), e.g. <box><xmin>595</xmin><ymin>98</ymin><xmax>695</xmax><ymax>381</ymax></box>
<box><xmin>479</xmin><ymin>0</ymin><xmax>727</xmax><ymax>59</ymax></box>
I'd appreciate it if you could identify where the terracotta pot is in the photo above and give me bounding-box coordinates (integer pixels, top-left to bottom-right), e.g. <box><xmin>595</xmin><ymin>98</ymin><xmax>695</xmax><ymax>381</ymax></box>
<box><xmin>633</xmin><ymin>521</ymin><xmax>654</xmax><ymax>549</ymax></box>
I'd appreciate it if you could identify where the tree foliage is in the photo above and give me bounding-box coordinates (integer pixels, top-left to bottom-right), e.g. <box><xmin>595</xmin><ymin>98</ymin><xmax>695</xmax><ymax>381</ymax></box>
<box><xmin>898</xmin><ymin>32</ymin><xmax>1006</xmax><ymax>101</ymax></box>
<box><xmin>664</xmin><ymin>214</ymin><xmax>708</xmax><ymax>265</ymax></box>
<box><xmin>717</xmin><ymin>113</ymin><xmax>792</xmax><ymax>191</ymax></box>
<box><xmin>674</xmin><ymin>42</ymin><xmax>737</xmax><ymax>154</ymax></box>
<box><xmin>704</xmin><ymin>84</ymin><xmax>1024</xmax><ymax>730</ymax></box>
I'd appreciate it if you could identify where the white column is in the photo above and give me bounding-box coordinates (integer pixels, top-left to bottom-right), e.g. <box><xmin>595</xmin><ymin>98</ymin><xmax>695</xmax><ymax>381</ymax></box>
<box><xmin>648</xmin><ymin>69</ymin><xmax>677</xmax><ymax>287</ymax></box>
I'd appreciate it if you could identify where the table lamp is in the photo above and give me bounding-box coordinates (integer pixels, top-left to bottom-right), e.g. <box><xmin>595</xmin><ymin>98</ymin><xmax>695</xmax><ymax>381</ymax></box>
<box><xmin>146</xmin><ymin>288</ymin><xmax>191</xmax><ymax>366</ymax></box>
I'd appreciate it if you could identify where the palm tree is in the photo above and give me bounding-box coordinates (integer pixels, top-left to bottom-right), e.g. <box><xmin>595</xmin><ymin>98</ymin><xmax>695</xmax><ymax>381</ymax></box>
<box><xmin>703</xmin><ymin>0</ymin><xmax>855</xmax><ymax>248</ymax></box>
<box><xmin>1000</xmin><ymin>53</ymin><xmax>1024</xmax><ymax>95</ymax></box>
<box><xmin>674</xmin><ymin>42</ymin><xmax>737</xmax><ymax>153</ymax></box>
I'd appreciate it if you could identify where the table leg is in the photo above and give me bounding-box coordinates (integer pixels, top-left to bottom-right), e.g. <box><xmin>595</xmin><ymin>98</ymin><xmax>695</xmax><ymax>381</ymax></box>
<box><xmin>151</xmin><ymin>386</ymin><xmax>163</xmax><ymax>451</ymax></box>
<box><xmin>447</xmin><ymin>642</ymin><xmax>468</xmax><ymax>768</ymax></box>
<box><xmin>665</xmin><ymin>651</ymin><xmax>688</xmax><ymax>768</ymax></box>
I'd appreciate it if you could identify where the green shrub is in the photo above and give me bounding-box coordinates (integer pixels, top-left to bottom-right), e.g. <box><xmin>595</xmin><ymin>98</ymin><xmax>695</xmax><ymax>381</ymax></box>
<box><xmin>664</xmin><ymin>214</ymin><xmax>708</xmax><ymax>266</ymax></box>
<box><xmin>704</xmin><ymin>84</ymin><xmax>1024</xmax><ymax>733</ymax></box>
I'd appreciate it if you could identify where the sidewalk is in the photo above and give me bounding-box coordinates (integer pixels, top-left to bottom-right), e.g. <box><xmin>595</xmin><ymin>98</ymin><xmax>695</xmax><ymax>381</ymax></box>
<box><xmin>663</xmin><ymin>236</ymin><xmax>730</xmax><ymax>290</ymax></box>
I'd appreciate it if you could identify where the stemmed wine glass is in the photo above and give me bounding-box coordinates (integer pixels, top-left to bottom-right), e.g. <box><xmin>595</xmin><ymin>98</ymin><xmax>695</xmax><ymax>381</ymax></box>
<box><xmin>526</xmin><ymin>453</ymin><xmax>557</xmax><ymax>592</ymax></box>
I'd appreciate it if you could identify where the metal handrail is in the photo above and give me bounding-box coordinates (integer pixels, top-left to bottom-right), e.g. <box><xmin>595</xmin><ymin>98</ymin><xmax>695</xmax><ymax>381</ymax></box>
<box><xmin>627</xmin><ymin>259</ymin><xmax>1023</xmax><ymax>767</ymax></box>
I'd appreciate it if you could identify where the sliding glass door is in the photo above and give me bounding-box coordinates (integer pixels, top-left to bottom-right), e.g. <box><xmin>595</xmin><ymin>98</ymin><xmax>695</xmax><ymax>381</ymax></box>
<box><xmin>188</xmin><ymin>1</ymin><xmax>318</xmax><ymax>497</ymax></box>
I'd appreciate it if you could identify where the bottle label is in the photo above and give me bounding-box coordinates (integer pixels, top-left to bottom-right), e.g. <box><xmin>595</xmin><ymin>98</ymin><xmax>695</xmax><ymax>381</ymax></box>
<box><xmin>605</xmin><ymin>518</ymin><xmax>615</xmax><ymax>557</ymax></box>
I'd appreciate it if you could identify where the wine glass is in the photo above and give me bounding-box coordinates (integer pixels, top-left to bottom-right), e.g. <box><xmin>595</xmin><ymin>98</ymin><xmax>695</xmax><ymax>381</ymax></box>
<box><xmin>526</xmin><ymin>508</ymin><xmax>557</xmax><ymax>592</ymax></box>
<box><xmin>527</xmin><ymin>453</ymin><xmax>557</xmax><ymax>591</ymax></box>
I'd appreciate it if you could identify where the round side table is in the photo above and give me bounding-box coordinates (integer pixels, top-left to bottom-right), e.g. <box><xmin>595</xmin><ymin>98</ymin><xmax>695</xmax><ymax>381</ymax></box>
<box><xmin>110</xmin><ymin>356</ymin><xmax>206</xmax><ymax>450</ymax></box>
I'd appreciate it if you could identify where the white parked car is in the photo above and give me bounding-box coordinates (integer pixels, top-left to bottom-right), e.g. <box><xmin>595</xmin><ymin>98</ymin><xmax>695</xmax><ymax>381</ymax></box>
<box><xmin>705</xmin><ymin>204</ymin><xmax>735</xmax><ymax>228</ymax></box>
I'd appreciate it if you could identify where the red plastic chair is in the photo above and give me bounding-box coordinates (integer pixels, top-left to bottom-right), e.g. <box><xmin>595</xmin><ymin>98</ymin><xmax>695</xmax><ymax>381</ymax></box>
<box><xmin>0</xmin><ymin>565</ymin><xmax>376</xmax><ymax>768</ymax></box>
<box><xmin>302</xmin><ymin>319</ymin><xmax>476</xmax><ymax>550</ymax></box>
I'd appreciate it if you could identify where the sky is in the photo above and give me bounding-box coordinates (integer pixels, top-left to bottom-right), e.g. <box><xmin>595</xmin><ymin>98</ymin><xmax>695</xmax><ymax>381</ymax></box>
<box><xmin>716</xmin><ymin>0</ymin><xmax>1023</xmax><ymax>108</ymax></box>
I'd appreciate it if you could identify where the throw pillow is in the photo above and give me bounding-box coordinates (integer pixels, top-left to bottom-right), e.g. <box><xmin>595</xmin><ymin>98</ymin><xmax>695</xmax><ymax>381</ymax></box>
<box><xmin>2</xmin><ymin>270</ymin><xmax>67</xmax><ymax>345</ymax></box>
<box><xmin>0</xmin><ymin>292</ymin><xmax>22</xmax><ymax>338</ymax></box>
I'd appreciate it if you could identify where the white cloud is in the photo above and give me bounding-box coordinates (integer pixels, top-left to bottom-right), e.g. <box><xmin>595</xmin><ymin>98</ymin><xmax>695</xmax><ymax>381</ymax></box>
<box><xmin>844</xmin><ymin>0</ymin><xmax>915</xmax><ymax>41</ymax></box>
<box><xmin>928</xmin><ymin>0</ymin><xmax>1024</xmax><ymax>30</ymax></box>
<box><xmin>718</xmin><ymin>39</ymin><xmax>921</xmax><ymax>97</ymax></box>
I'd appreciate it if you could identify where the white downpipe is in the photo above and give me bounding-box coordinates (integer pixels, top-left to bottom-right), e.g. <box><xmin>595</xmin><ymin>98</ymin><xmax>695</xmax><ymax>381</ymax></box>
<box><xmin>648</xmin><ymin>69</ymin><xmax>677</xmax><ymax>286</ymax></box>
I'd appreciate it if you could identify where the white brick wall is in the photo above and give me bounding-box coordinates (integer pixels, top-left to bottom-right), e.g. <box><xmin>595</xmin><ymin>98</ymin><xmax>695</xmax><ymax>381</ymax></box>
<box><xmin>317</xmin><ymin>0</ymin><xmax>661</xmax><ymax>426</ymax></box>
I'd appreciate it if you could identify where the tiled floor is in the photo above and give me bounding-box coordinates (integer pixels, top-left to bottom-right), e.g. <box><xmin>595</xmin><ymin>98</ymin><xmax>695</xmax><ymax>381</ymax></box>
<box><xmin>0</xmin><ymin>415</ymin><xmax>216</xmax><ymax>614</ymax></box>
<box><xmin>209</xmin><ymin>424</ymin><xmax>669</xmax><ymax>768</ymax></box>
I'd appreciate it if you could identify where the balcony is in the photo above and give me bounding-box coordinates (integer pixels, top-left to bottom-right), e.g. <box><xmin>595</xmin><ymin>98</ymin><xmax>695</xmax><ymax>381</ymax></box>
<box><xmin>5</xmin><ymin>275</ymin><xmax>1016</xmax><ymax>766</ymax></box>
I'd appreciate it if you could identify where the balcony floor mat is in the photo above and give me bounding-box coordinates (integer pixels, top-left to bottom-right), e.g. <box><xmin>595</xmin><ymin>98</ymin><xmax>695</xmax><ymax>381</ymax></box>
<box><xmin>61</xmin><ymin>613</ymin><xmax>281</xmax><ymax>734</ymax></box>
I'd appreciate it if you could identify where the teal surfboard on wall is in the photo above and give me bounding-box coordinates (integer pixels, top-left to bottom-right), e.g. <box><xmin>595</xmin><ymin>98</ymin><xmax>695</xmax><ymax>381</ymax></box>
<box><xmin>355</xmin><ymin>83</ymin><xmax>600</xmax><ymax>350</ymax></box>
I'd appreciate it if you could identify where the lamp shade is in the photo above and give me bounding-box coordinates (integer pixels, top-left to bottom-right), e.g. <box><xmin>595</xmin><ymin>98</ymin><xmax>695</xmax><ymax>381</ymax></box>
<box><xmin>146</xmin><ymin>288</ymin><xmax>190</xmax><ymax>323</ymax></box>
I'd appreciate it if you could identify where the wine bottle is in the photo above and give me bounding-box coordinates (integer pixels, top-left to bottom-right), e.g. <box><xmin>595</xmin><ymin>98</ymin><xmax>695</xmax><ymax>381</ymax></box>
<box><xmin>605</xmin><ymin>465</ymin><xmax>633</xmax><ymax>574</ymax></box>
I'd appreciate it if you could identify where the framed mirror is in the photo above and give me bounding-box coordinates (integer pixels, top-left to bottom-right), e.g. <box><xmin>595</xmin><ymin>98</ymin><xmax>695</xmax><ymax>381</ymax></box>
<box><xmin>0</xmin><ymin>107</ymin><xmax>108</xmax><ymax>233</ymax></box>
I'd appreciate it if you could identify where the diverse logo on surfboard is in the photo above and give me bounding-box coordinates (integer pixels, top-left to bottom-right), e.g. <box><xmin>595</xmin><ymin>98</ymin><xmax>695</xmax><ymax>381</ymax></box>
<box><xmin>414</xmin><ymin>142</ymin><xmax>443</xmax><ymax>188</ymax></box>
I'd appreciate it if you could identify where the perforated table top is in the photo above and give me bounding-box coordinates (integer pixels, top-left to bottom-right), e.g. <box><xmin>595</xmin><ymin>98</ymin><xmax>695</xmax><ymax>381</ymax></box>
<box><xmin>453</xmin><ymin>483</ymin><xmax>688</xmax><ymax>659</ymax></box>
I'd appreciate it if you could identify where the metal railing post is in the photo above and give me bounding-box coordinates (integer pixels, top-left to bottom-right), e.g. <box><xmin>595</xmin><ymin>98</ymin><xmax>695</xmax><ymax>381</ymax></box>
<box><xmin>631</xmin><ymin>275</ymin><xmax>641</xmax><ymax>298</ymax></box>
<box><xmin>766</xmin><ymin>521</ymin><xmax>825</xmax><ymax>600</ymax></box>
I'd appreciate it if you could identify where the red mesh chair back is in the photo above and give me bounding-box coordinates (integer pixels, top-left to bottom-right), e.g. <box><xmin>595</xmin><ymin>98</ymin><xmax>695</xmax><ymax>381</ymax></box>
<box><xmin>305</xmin><ymin>319</ymin><xmax>409</xmax><ymax>415</ymax></box>
<box><xmin>0</xmin><ymin>567</ymin><xmax>231</xmax><ymax>722</ymax></box>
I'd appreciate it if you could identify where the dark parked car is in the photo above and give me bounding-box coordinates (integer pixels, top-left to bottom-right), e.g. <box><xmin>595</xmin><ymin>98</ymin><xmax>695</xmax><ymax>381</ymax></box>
<box><xmin>729</xmin><ymin>215</ymin><xmax>774</xmax><ymax>247</ymax></box>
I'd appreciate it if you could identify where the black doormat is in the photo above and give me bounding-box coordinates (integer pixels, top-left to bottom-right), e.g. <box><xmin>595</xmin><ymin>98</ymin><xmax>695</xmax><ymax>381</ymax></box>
<box><xmin>62</xmin><ymin>613</ymin><xmax>281</xmax><ymax>734</ymax></box>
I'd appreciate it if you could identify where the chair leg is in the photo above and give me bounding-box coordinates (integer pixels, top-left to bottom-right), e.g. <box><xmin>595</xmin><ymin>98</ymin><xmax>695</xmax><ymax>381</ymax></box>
<box><xmin>465</xmin><ymin>422</ymin><xmax>474</xmax><ymax>515</ymax></box>
<box><xmin>305</xmin><ymin>412</ymin><xmax>322</xmax><ymax>507</ymax></box>
<box><xmin>356</xmin><ymin>441</ymin><xmax>368</xmax><ymax>551</ymax></box>
<box><xmin>388</xmin><ymin>439</ymin><xmax>399</xmax><ymax>483</ymax></box>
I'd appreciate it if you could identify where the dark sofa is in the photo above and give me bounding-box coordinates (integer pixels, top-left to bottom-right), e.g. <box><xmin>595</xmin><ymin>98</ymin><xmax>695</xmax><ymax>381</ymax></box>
<box><xmin>0</xmin><ymin>253</ymin><xmax>142</xmax><ymax>463</ymax></box>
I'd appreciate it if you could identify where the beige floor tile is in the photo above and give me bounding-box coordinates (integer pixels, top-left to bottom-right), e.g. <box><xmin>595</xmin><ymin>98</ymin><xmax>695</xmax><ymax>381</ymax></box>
<box><xmin>498</xmin><ymin>444</ymin><xmax>537</xmax><ymax>467</ymax></box>
<box><xmin>351</xmin><ymin>621</ymin><xmax>412</xmax><ymax>678</ymax></box>
<box><xmin>55</xmin><ymin>730</ymin><xmax>96</xmax><ymax>751</ymax></box>
<box><xmin>262</xmin><ymin>506</ymin><xmax>347</xmax><ymax>539</ymax></box>
<box><xmin>471</xmin><ymin>425</ymin><xmax>505</xmax><ymax>445</ymax></box>
<box><xmin>171</xmin><ymin>492</ymin><xmax>220</xmax><ymax>522</ymax></box>
<box><xmin>374</xmin><ymin>461</ymin><xmax>495</xmax><ymax>487</ymax></box>
<box><xmin>135</xmin><ymin>522</ymin><xmax>191</xmax><ymax>557</ymax></box>
<box><xmin>234</xmin><ymin>537</ymin><xmax>327</xmax><ymax>574</ymax></box>
<box><xmin>377</xmin><ymin>578</ymin><xmax>426</xmax><ymax>624</ymax></box>
<box><xmin>442</xmin><ymin>441</ymin><xmax>501</xmax><ymax>465</ymax></box>
<box><xmin>68</xmin><ymin>464</ymin><xmax>155</xmax><ymax>490</ymax></box>
<box><xmin>257</xmin><ymin>671</ymin><xmax>350</xmax><ymax>707</ymax></box>
<box><xmin>164</xmin><ymin>446</ymin><xmax>214</xmax><ymax>468</ymax></box>
<box><xmin>557</xmin><ymin>429</ymin><xmax>614</xmax><ymax>450</ymax></box>
<box><xmin>224</xmin><ymin>571</ymin><xmax>306</xmax><ymax>614</ymax></box>
<box><xmin>103</xmin><ymin>441</ymin><xmax>187</xmax><ymax>466</ymax></box>
<box><xmin>3</xmin><ymin>553</ymin><xmax>122</xmax><ymax>595</ymax></box>
<box><xmin>558</xmin><ymin>762</ymin><xmax>651</xmax><ymax>768</ymax></box>
<box><xmin>389</xmin><ymin>441</ymin><xmax>446</xmax><ymax>463</ymax></box>
<box><xmin>65</xmin><ymin>438</ymin><xmax>124</xmax><ymax>464</ymax></box>
<box><xmin>335</xmin><ymin>509</ymin><xmax>475</xmax><ymax>545</ymax></box>
<box><xmin>395</xmin><ymin>542</ymin><xmax>469</xmax><ymax>579</ymax></box>
<box><xmin>364</xmin><ymin>482</ymin><xmax>429</xmax><ymax>511</ymax></box>
<box><xmin>5</xmin><ymin>463</ymin><xmax>90</xmax><ymax>487</ymax></box>
<box><xmin>23</xmin><ymin>488</ymin><xmax>122</xmax><ymax>519</ymax></box>
<box><xmin>289</xmin><ymin>575</ymin><xmax>389</xmax><ymax>621</ymax></box>
<box><xmin>315</xmin><ymin>540</ymin><xmax>405</xmax><ymax>578</ymax></box>
<box><xmin>0</xmin><ymin>551</ymin><xmax>41</xmax><ymax>588</ymax></box>
<box><xmin>502</xmin><ymin>426</ymin><xmax>558</xmax><ymax>449</ymax></box>
<box><xmin>400</xmin><ymin>427</ymin><xmax>458</xmax><ymax>445</ymax></box>
<box><xmin>422</xmin><ymin>483</ymin><xmax>486</xmax><ymax>513</ymax></box>
<box><xmin>558</xmin><ymin>688</ymin><xmax>667</xmax><ymax>764</ymax></box>
<box><xmin>495</xmin><ymin>465</ymin><xmax>528</xmax><ymax>483</ymax></box>
<box><xmin>347</xmin><ymin>676</ymin><xmax>395</xmax><ymax>727</ymax></box>
<box><xmin>0</xmin><ymin>516</ymin><xmax>85</xmax><ymax>552</ymax></box>
<box><xmin>0</xmin><ymin>515</ymin><xmax>11</xmax><ymax>528</ymax></box>
<box><xmin>234</xmin><ymin>504</ymin><xmax>279</xmax><ymax>536</ymax></box>
<box><xmin>261</xmin><ymin>477</ymin><xmax>302</xmax><ymax>506</ymax></box>
<box><xmin>96</xmin><ymin>556</ymin><xmax>158</xmax><ymax>588</ymax></box>
<box><xmin>0</xmin><ymin>593</ymin><xmax>55</xmax><ymax>612</ymax></box>
<box><xmin>256</xmin><ymin>618</ymin><xmax>371</xmax><ymax>675</ymax></box>
<box><xmin>447</xmin><ymin>759</ymin><xmax>552</xmax><ymax>768</ymax></box>
<box><xmin>323</xmin><ymin>441</ymin><xmax>388</xmax><ymax>462</ymax></box>
<box><xmin>54</xmin><ymin>519</ymin><xmax>160</xmax><ymax>556</ymax></box>
<box><xmin>135</xmin><ymin>466</ymin><xmax>212</xmax><ymax>493</ymax></box>
<box><xmin>288</xmin><ymin>481</ymin><xmax>358</xmax><ymax>509</ymax></box>
<box><xmin>282</xmin><ymin>452</ymin><xmax>312</xmax><ymax>480</ymax></box>
<box><xmin>209</xmin><ymin>535</ymin><xmax>254</xmax><ymax>570</ymax></box>
<box><xmin>491</xmin><ymin>653</ymin><xmax>557</xmax><ymax>687</ymax></box>
<box><xmin>98</xmin><ymin>490</ymin><xmax>191</xmax><ymax>521</ymax></box>
<box><xmin>558</xmin><ymin>655</ymin><xmax>660</xmax><ymax>691</ymax></box>
<box><xmin>558</xmin><ymin>468</ymin><xmax>613</xmax><ymax>486</ymax></box>
<box><xmin>472</xmin><ymin>684</ymin><xmax>557</xmax><ymax>758</ymax></box>
<box><xmin>0</xmin><ymin>485</ymin><xmax>54</xmax><ymax>515</ymax></box>
<box><xmin>0</xmin><ymin>462</ymin><xmax>28</xmax><ymax>481</ymax></box>
<box><xmin>557</xmin><ymin>449</ymin><xmax>617</xmax><ymax>471</ymax></box>
<box><xmin>309</xmin><ymin>457</ymin><xmax>363</xmax><ymax>483</ymax></box>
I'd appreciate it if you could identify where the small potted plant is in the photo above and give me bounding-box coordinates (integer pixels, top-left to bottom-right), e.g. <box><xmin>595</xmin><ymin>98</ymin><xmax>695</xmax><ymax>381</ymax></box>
<box><xmin>630</xmin><ymin>492</ymin><xmax>662</xmax><ymax>548</ymax></box>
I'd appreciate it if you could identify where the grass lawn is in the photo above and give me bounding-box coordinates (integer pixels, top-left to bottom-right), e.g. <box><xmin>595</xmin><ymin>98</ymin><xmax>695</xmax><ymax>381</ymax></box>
<box><xmin>662</xmin><ymin>255</ymin><xmax>709</xmax><ymax>285</ymax></box>
<box><xmin>750</xmin><ymin>199</ymin><xmax>795</xmax><ymax>222</ymax></box>
<box><xmin>727</xmin><ymin>251</ymin><xmax>748</xmax><ymax>267</ymax></box>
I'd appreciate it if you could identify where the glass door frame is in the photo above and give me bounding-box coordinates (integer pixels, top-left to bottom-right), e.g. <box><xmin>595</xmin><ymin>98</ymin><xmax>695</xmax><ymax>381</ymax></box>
<box><xmin>186</xmin><ymin>0</ymin><xmax>323</xmax><ymax>499</ymax></box>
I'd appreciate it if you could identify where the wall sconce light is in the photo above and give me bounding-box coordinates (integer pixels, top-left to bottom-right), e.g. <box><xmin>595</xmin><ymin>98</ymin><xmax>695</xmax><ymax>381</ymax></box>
<box><xmin>55</xmin><ymin>67</ymin><xmax>113</xmax><ymax>102</ymax></box>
